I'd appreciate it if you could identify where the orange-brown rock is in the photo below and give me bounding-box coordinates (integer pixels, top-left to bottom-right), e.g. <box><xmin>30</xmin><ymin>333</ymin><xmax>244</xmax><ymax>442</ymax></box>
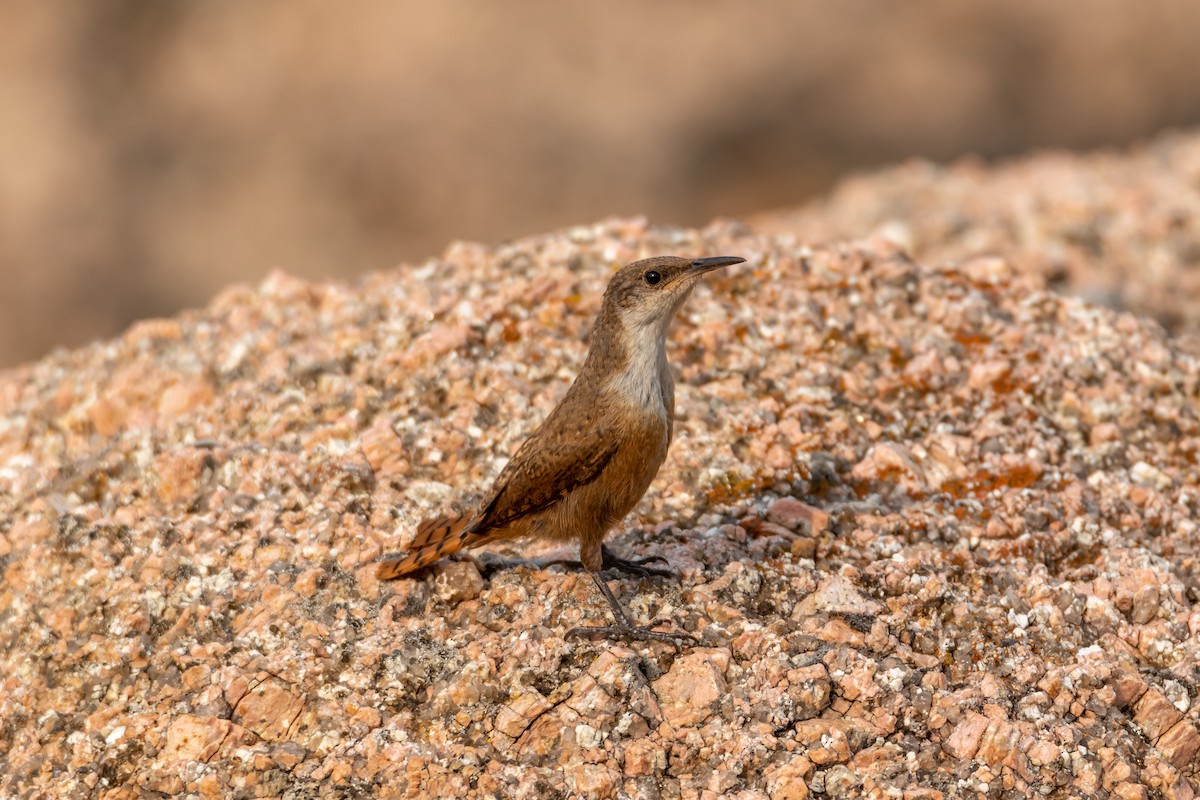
<box><xmin>2</xmin><ymin>220</ymin><xmax>1199</xmax><ymax>797</ymax></box>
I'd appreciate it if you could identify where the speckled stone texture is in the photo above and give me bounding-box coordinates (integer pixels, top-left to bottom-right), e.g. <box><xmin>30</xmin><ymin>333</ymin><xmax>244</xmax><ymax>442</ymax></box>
<box><xmin>754</xmin><ymin>129</ymin><xmax>1200</xmax><ymax>342</ymax></box>
<box><xmin>2</xmin><ymin>217</ymin><xmax>1199</xmax><ymax>799</ymax></box>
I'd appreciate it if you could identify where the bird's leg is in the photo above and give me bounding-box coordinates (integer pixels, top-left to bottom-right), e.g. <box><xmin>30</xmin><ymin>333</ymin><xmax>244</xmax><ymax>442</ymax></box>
<box><xmin>567</xmin><ymin>573</ymin><xmax>696</xmax><ymax>650</ymax></box>
<box><xmin>542</xmin><ymin>544</ymin><xmax>675</xmax><ymax>579</ymax></box>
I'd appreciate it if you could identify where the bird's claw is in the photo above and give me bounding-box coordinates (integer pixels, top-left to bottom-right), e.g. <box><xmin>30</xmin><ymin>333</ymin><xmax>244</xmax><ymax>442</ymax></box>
<box><xmin>567</xmin><ymin>622</ymin><xmax>696</xmax><ymax>651</ymax></box>
<box><xmin>601</xmin><ymin>551</ymin><xmax>676</xmax><ymax>579</ymax></box>
<box><xmin>539</xmin><ymin>550</ymin><xmax>676</xmax><ymax>579</ymax></box>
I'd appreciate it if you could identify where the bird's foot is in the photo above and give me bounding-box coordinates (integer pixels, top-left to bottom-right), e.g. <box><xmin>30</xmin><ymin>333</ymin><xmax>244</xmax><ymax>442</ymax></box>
<box><xmin>566</xmin><ymin>621</ymin><xmax>697</xmax><ymax>650</ymax></box>
<box><xmin>600</xmin><ymin>552</ymin><xmax>674</xmax><ymax>579</ymax></box>
<box><xmin>573</xmin><ymin>574</ymin><xmax>695</xmax><ymax>650</ymax></box>
<box><xmin>543</xmin><ymin>546</ymin><xmax>675</xmax><ymax>579</ymax></box>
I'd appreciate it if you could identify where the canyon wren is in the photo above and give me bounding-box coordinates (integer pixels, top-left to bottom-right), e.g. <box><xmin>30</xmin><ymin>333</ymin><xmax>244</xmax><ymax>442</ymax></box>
<box><xmin>376</xmin><ymin>255</ymin><xmax>745</xmax><ymax>645</ymax></box>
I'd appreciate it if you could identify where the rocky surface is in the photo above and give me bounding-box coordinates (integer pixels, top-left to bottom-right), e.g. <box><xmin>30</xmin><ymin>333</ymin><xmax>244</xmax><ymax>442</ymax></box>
<box><xmin>754</xmin><ymin>129</ymin><xmax>1200</xmax><ymax>340</ymax></box>
<box><xmin>2</xmin><ymin>218</ymin><xmax>1199</xmax><ymax>798</ymax></box>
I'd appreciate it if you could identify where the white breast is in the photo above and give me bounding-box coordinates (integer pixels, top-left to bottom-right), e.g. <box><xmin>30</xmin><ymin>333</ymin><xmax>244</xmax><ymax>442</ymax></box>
<box><xmin>608</xmin><ymin>319</ymin><xmax>672</xmax><ymax>420</ymax></box>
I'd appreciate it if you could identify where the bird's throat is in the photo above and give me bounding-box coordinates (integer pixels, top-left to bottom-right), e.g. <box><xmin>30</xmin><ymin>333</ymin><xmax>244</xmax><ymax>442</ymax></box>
<box><xmin>606</xmin><ymin>317</ymin><xmax>672</xmax><ymax>418</ymax></box>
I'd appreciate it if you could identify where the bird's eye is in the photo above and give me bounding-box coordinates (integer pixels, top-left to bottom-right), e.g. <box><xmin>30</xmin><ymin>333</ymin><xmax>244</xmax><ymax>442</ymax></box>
<box><xmin>643</xmin><ymin>270</ymin><xmax>662</xmax><ymax>285</ymax></box>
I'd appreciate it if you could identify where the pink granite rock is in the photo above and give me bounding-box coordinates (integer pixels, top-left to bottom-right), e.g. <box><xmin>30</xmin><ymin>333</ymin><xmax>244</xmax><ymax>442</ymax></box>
<box><xmin>1</xmin><ymin>217</ymin><xmax>1199</xmax><ymax>797</ymax></box>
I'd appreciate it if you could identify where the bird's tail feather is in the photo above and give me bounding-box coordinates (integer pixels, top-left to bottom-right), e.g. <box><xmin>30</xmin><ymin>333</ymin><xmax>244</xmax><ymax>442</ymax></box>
<box><xmin>376</xmin><ymin>511</ymin><xmax>475</xmax><ymax>579</ymax></box>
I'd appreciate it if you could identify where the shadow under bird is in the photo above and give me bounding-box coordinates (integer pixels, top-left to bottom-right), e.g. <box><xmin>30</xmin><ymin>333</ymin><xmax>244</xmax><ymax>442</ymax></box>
<box><xmin>376</xmin><ymin>254</ymin><xmax>745</xmax><ymax>645</ymax></box>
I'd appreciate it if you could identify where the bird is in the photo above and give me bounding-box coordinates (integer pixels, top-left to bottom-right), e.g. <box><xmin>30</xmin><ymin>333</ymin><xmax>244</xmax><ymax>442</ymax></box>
<box><xmin>376</xmin><ymin>255</ymin><xmax>745</xmax><ymax>645</ymax></box>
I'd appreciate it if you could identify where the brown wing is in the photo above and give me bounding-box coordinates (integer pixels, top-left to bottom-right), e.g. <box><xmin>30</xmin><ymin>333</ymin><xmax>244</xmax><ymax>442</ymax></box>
<box><xmin>471</xmin><ymin>402</ymin><xmax>618</xmax><ymax>535</ymax></box>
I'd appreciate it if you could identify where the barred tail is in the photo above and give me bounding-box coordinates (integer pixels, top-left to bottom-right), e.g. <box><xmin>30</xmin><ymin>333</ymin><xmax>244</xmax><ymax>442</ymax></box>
<box><xmin>376</xmin><ymin>511</ymin><xmax>474</xmax><ymax>579</ymax></box>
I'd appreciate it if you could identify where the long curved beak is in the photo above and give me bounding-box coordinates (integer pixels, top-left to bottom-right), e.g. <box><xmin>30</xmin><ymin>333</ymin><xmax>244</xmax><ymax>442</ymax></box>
<box><xmin>688</xmin><ymin>256</ymin><xmax>745</xmax><ymax>276</ymax></box>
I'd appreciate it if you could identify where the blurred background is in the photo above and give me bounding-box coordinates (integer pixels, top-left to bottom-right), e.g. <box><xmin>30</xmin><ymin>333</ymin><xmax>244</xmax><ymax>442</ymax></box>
<box><xmin>4</xmin><ymin>0</ymin><xmax>1200</xmax><ymax>367</ymax></box>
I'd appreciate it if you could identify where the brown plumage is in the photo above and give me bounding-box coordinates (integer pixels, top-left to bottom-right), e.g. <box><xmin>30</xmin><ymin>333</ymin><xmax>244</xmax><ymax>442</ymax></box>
<box><xmin>376</xmin><ymin>255</ymin><xmax>744</xmax><ymax>645</ymax></box>
<box><xmin>374</xmin><ymin>512</ymin><xmax>473</xmax><ymax>578</ymax></box>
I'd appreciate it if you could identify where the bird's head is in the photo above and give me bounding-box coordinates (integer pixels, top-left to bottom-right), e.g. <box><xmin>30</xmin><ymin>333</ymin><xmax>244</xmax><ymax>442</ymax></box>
<box><xmin>600</xmin><ymin>255</ymin><xmax>744</xmax><ymax>332</ymax></box>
